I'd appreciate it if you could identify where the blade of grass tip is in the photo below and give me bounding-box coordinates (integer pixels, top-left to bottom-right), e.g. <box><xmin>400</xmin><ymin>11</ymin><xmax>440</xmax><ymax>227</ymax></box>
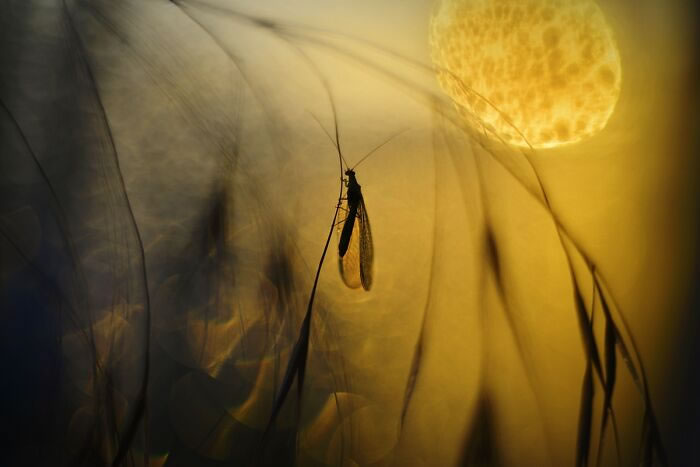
<box><xmin>261</xmin><ymin>308</ymin><xmax>311</xmax><ymax>443</ymax></box>
<box><xmin>595</xmin><ymin>312</ymin><xmax>618</xmax><ymax>467</ymax></box>
<box><xmin>400</xmin><ymin>322</ymin><xmax>424</xmax><ymax>430</ymax></box>
<box><xmin>459</xmin><ymin>393</ymin><xmax>500</xmax><ymax>467</ymax></box>
<box><xmin>576</xmin><ymin>361</ymin><xmax>595</xmax><ymax>467</ymax></box>
<box><xmin>603</xmin><ymin>315</ymin><xmax>617</xmax><ymax>419</ymax></box>
<box><xmin>573</xmin><ymin>282</ymin><xmax>604</xmax><ymax>382</ymax></box>
<box><xmin>596</xmin><ymin>279</ymin><xmax>642</xmax><ymax>392</ymax></box>
<box><xmin>484</xmin><ymin>228</ymin><xmax>504</xmax><ymax>297</ymax></box>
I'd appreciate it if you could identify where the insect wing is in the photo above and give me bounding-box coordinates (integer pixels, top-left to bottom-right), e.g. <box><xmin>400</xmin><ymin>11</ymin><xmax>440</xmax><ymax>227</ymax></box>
<box><xmin>338</xmin><ymin>198</ymin><xmax>362</xmax><ymax>289</ymax></box>
<box><xmin>358</xmin><ymin>198</ymin><xmax>373</xmax><ymax>291</ymax></box>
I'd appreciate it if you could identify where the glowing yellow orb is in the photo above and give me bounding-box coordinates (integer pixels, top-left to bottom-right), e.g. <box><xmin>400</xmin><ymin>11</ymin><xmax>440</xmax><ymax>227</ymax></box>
<box><xmin>430</xmin><ymin>0</ymin><xmax>622</xmax><ymax>148</ymax></box>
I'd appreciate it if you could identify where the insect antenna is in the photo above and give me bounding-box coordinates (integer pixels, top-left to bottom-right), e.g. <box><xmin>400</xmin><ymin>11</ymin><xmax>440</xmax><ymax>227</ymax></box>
<box><xmin>350</xmin><ymin>127</ymin><xmax>409</xmax><ymax>171</ymax></box>
<box><xmin>308</xmin><ymin>111</ymin><xmax>338</xmax><ymax>151</ymax></box>
<box><xmin>307</xmin><ymin>111</ymin><xmax>350</xmax><ymax>172</ymax></box>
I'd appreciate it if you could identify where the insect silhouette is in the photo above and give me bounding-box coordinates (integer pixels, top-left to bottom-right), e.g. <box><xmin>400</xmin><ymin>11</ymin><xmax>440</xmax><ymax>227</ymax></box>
<box><xmin>337</xmin><ymin>167</ymin><xmax>374</xmax><ymax>290</ymax></box>
<box><xmin>309</xmin><ymin>112</ymin><xmax>405</xmax><ymax>292</ymax></box>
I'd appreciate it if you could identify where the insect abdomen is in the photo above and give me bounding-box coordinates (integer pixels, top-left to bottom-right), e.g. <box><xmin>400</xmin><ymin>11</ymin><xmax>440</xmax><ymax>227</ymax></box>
<box><xmin>338</xmin><ymin>202</ymin><xmax>358</xmax><ymax>257</ymax></box>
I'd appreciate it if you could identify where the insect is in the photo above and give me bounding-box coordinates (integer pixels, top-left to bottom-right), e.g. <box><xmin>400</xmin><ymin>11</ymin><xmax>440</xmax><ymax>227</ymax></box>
<box><xmin>309</xmin><ymin>111</ymin><xmax>405</xmax><ymax>292</ymax></box>
<box><xmin>337</xmin><ymin>167</ymin><xmax>373</xmax><ymax>290</ymax></box>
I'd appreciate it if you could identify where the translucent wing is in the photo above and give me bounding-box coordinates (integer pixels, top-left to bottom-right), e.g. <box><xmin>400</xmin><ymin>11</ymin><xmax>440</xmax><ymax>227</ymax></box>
<box><xmin>358</xmin><ymin>198</ymin><xmax>373</xmax><ymax>291</ymax></box>
<box><xmin>338</xmin><ymin>198</ymin><xmax>362</xmax><ymax>289</ymax></box>
<box><xmin>337</xmin><ymin>195</ymin><xmax>374</xmax><ymax>291</ymax></box>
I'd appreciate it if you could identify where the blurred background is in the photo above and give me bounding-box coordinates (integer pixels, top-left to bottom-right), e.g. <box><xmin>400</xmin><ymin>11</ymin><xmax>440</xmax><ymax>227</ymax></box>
<box><xmin>0</xmin><ymin>1</ymin><xmax>698</xmax><ymax>466</ymax></box>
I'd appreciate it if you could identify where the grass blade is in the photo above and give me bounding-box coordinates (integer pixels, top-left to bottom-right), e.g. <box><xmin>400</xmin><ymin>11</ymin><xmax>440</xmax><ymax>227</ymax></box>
<box><xmin>603</xmin><ymin>315</ymin><xmax>617</xmax><ymax>419</ymax></box>
<box><xmin>400</xmin><ymin>324</ymin><xmax>424</xmax><ymax>429</ymax></box>
<box><xmin>597</xmin><ymin>281</ymin><xmax>641</xmax><ymax>391</ymax></box>
<box><xmin>262</xmin><ymin>310</ymin><xmax>311</xmax><ymax>440</ymax></box>
<box><xmin>576</xmin><ymin>362</ymin><xmax>594</xmax><ymax>467</ymax></box>
<box><xmin>460</xmin><ymin>393</ymin><xmax>500</xmax><ymax>467</ymax></box>
<box><xmin>573</xmin><ymin>283</ymin><xmax>604</xmax><ymax>382</ymax></box>
<box><xmin>484</xmin><ymin>228</ymin><xmax>503</xmax><ymax>296</ymax></box>
<box><xmin>596</xmin><ymin>311</ymin><xmax>619</xmax><ymax>467</ymax></box>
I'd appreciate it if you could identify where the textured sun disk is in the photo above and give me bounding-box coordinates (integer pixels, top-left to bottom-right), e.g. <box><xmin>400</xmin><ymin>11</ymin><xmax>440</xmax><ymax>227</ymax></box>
<box><xmin>430</xmin><ymin>0</ymin><xmax>622</xmax><ymax>148</ymax></box>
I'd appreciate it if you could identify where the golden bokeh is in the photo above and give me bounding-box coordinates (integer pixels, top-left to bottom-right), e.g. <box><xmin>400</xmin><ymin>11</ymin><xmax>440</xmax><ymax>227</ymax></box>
<box><xmin>430</xmin><ymin>0</ymin><xmax>622</xmax><ymax>148</ymax></box>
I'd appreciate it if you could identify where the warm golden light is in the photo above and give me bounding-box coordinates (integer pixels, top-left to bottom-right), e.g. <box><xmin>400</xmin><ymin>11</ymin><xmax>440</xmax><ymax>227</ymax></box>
<box><xmin>430</xmin><ymin>0</ymin><xmax>622</xmax><ymax>148</ymax></box>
